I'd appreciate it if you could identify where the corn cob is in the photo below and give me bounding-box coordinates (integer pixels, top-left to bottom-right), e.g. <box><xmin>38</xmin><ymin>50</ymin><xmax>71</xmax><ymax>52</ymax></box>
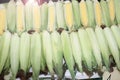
<box><xmin>104</xmin><ymin>27</ymin><xmax>120</xmax><ymax>70</ymax></box>
<box><xmin>30</xmin><ymin>32</ymin><xmax>41</xmax><ymax>79</ymax></box>
<box><xmin>70</xmin><ymin>32</ymin><xmax>82</xmax><ymax>72</ymax></box>
<box><xmin>111</xmin><ymin>25</ymin><xmax>120</xmax><ymax>50</ymax></box>
<box><xmin>86</xmin><ymin>0</ymin><xmax>96</xmax><ymax>27</ymax></box>
<box><xmin>20</xmin><ymin>32</ymin><xmax>30</xmax><ymax>73</ymax></box>
<box><xmin>72</xmin><ymin>0</ymin><xmax>81</xmax><ymax>29</ymax></box>
<box><xmin>100</xmin><ymin>0</ymin><xmax>111</xmax><ymax>27</ymax></box>
<box><xmin>40</xmin><ymin>33</ymin><xmax>46</xmax><ymax>71</ymax></box>
<box><xmin>25</xmin><ymin>0</ymin><xmax>33</xmax><ymax>31</ymax></box>
<box><xmin>32</xmin><ymin>1</ymin><xmax>41</xmax><ymax>32</ymax></box>
<box><xmin>47</xmin><ymin>0</ymin><xmax>56</xmax><ymax>32</ymax></box>
<box><xmin>0</xmin><ymin>4</ymin><xmax>6</xmax><ymax>35</ymax></box>
<box><xmin>64</xmin><ymin>1</ymin><xmax>74</xmax><ymax>31</ymax></box>
<box><xmin>61</xmin><ymin>30</ymin><xmax>75</xmax><ymax>79</ymax></box>
<box><xmin>0</xmin><ymin>31</ymin><xmax>11</xmax><ymax>73</ymax></box>
<box><xmin>114</xmin><ymin>0</ymin><xmax>120</xmax><ymax>24</ymax></box>
<box><xmin>79</xmin><ymin>0</ymin><xmax>88</xmax><ymax>27</ymax></box>
<box><xmin>41</xmin><ymin>2</ymin><xmax>48</xmax><ymax>30</ymax></box>
<box><xmin>51</xmin><ymin>31</ymin><xmax>63</xmax><ymax>79</ymax></box>
<box><xmin>7</xmin><ymin>0</ymin><xmax>16</xmax><ymax>33</ymax></box>
<box><xmin>56</xmin><ymin>1</ymin><xmax>66</xmax><ymax>29</ymax></box>
<box><xmin>86</xmin><ymin>28</ymin><xmax>102</xmax><ymax>69</ymax></box>
<box><xmin>94</xmin><ymin>0</ymin><xmax>102</xmax><ymax>26</ymax></box>
<box><xmin>0</xmin><ymin>35</ymin><xmax>3</xmax><ymax>59</ymax></box>
<box><xmin>3</xmin><ymin>53</ymin><xmax>10</xmax><ymax>74</ymax></box>
<box><xmin>78</xmin><ymin>29</ymin><xmax>93</xmax><ymax>71</ymax></box>
<box><xmin>42</xmin><ymin>30</ymin><xmax>54</xmax><ymax>74</ymax></box>
<box><xmin>16</xmin><ymin>0</ymin><xmax>25</xmax><ymax>34</ymax></box>
<box><xmin>108</xmin><ymin>0</ymin><xmax>115</xmax><ymax>24</ymax></box>
<box><xmin>95</xmin><ymin>27</ymin><xmax>110</xmax><ymax>71</ymax></box>
<box><xmin>10</xmin><ymin>33</ymin><xmax>20</xmax><ymax>79</ymax></box>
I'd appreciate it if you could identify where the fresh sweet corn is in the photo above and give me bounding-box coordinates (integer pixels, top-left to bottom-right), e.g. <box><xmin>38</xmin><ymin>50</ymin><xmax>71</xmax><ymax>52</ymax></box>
<box><xmin>64</xmin><ymin>1</ymin><xmax>74</xmax><ymax>31</ymax></box>
<box><xmin>56</xmin><ymin>1</ymin><xmax>66</xmax><ymax>29</ymax></box>
<box><xmin>0</xmin><ymin>4</ymin><xmax>6</xmax><ymax>35</ymax></box>
<box><xmin>100</xmin><ymin>0</ymin><xmax>111</xmax><ymax>27</ymax></box>
<box><xmin>16</xmin><ymin>0</ymin><xmax>25</xmax><ymax>34</ymax></box>
<box><xmin>47</xmin><ymin>0</ymin><xmax>56</xmax><ymax>32</ymax></box>
<box><xmin>32</xmin><ymin>1</ymin><xmax>41</xmax><ymax>32</ymax></box>
<box><xmin>7</xmin><ymin>0</ymin><xmax>16</xmax><ymax>33</ymax></box>
<box><xmin>72</xmin><ymin>0</ymin><xmax>81</xmax><ymax>29</ymax></box>
<box><xmin>94</xmin><ymin>0</ymin><xmax>102</xmax><ymax>26</ymax></box>
<box><xmin>108</xmin><ymin>0</ymin><xmax>115</xmax><ymax>24</ymax></box>
<box><xmin>79</xmin><ymin>0</ymin><xmax>88</xmax><ymax>27</ymax></box>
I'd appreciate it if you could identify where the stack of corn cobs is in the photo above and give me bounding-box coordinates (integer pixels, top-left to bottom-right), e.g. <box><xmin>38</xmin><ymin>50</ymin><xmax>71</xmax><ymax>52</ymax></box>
<box><xmin>0</xmin><ymin>0</ymin><xmax>120</xmax><ymax>79</ymax></box>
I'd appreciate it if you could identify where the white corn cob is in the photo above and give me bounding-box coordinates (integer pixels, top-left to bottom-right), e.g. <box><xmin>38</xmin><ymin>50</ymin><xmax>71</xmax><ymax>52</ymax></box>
<box><xmin>0</xmin><ymin>4</ymin><xmax>6</xmax><ymax>35</ymax></box>
<box><xmin>72</xmin><ymin>0</ymin><xmax>81</xmax><ymax>29</ymax></box>
<box><xmin>100</xmin><ymin>0</ymin><xmax>111</xmax><ymax>27</ymax></box>
<box><xmin>61</xmin><ymin>30</ymin><xmax>75</xmax><ymax>79</ymax></box>
<box><xmin>111</xmin><ymin>25</ymin><xmax>120</xmax><ymax>50</ymax></box>
<box><xmin>41</xmin><ymin>2</ymin><xmax>48</xmax><ymax>30</ymax></box>
<box><xmin>108</xmin><ymin>0</ymin><xmax>115</xmax><ymax>24</ymax></box>
<box><xmin>20</xmin><ymin>32</ymin><xmax>30</xmax><ymax>73</ymax></box>
<box><xmin>30</xmin><ymin>32</ymin><xmax>41</xmax><ymax>79</ymax></box>
<box><xmin>79</xmin><ymin>0</ymin><xmax>88</xmax><ymax>27</ymax></box>
<box><xmin>10</xmin><ymin>34</ymin><xmax>20</xmax><ymax>79</ymax></box>
<box><xmin>86</xmin><ymin>28</ymin><xmax>102</xmax><ymax>69</ymax></box>
<box><xmin>94</xmin><ymin>0</ymin><xmax>102</xmax><ymax>26</ymax></box>
<box><xmin>0</xmin><ymin>31</ymin><xmax>11</xmax><ymax>73</ymax></box>
<box><xmin>95</xmin><ymin>27</ymin><xmax>110</xmax><ymax>71</ymax></box>
<box><xmin>24</xmin><ymin>0</ymin><xmax>33</xmax><ymax>31</ymax></box>
<box><xmin>47</xmin><ymin>0</ymin><xmax>56</xmax><ymax>32</ymax></box>
<box><xmin>42</xmin><ymin>30</ymin><xmax>54</xmax><ymax>74</ymax></box>
<box><xmin>78</xmin><ymin>29</ymin><xmax>93</xmax><ymax>71</ymax></box>
<box><xmin>56</xmin><ymin>1</ymin><xmax>66</xmax><ymax>29</ymax></box>
<box><xmin>32</xmin><ymin>0</ymin><xmax>41</xmax><ymax>32</ymax></box>
<box><xmin>7</xmin><ymin>0</ymin><xmax>16</xmax><ymax>33</ymax></box>
<box><xmin>64</xmin><ymin>1</ymin><xmax>74</xmax><ymax>31</ymax></box>
<box><xmin>104</xmin><ymin>27</ymin><xmax>120</xmax><ymax>70</ymax></box>
<box><xmin>86</xmin><ymin>0</ymin><xmax>96</xmax><ymax>27</ymax></box>
<box><xmin>16</xmin><ymin>0</ymin><xmax>25</xmax><ymax>34</ymax></box>
<box><xmin>51</xmin><ymin>31</ymin><xmax>63</xmax><ymax>79</ymax></box>
<box><xmin>70</xmin><ymin>32</ymin><xmax>82</xmax><ymax>72</ymax></box>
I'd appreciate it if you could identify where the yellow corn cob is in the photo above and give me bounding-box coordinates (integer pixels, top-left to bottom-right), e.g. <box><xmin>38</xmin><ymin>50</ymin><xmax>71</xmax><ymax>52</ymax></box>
<box><xmin>79</xmin><ymin>0</ymin><xmax>88</xmax><ymax>27</ymax></box>
<box><xmin>16</xmin><ymin>0</ymin><xmax>25</xmax><ymax>34</ymax></box>
<box><xmin>32</xmin><ymin>1</ymin><xmax>41</xmax><ymax>32</ymax></box>
<box><xmin>47</xmin><ymin>0</ymin><xmax>56</xmax><ymax>32</ymax></box>
<box><xmin>64</xmin><ymin>1</ymin><xmax>74</xmax><ymax>31</ymax></box>
<box><xmin>0</xmin><ymin>4</ymin><xmax>6</xmax><ymax>35</ymax></box>
<box><xmin>94</xmin><ymin>0</ymin><xmax>102</xmax><ymax>26</ymax></box>
<box><xmin>108</xmin><ymin>0</ymin><xmax>115</xmax><ymax>24</ymax></box>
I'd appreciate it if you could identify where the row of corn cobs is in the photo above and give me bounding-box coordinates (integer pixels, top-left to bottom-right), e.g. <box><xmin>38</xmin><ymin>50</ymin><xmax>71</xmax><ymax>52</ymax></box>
<box><xmin>1</xmin><ymin>25</ymin><xmax>120</xmax><ymax>79</ymax></box>
<box><xmin>0</xmin><ymin>0</ymin><xmax>120</xmax><ymax>79</ymax></box>
<box><xmin>0</xmin><ymin>0</ymin><xmax>120</xmax><ymax>35</ymax></box>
